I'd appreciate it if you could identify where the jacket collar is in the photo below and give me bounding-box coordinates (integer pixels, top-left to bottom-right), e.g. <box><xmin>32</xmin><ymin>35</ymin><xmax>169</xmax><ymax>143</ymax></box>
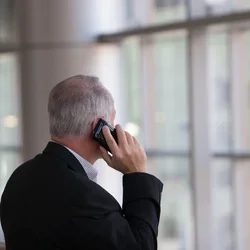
<box><xmin>43</xmin><ymin>141</ymin><xmax>88</xmax><ymax>179</ymax></box>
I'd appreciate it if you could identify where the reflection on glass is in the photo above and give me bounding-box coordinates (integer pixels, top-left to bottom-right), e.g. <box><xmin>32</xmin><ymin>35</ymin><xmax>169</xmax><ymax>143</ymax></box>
<box><xmin>148</xmin><ymin>157</ymin><xmax>193</xmax><ymax>250</ymax></box>
<box><xmin>208</xmin><ymin>29</ymin><xmax>231</xmax><ymax>152</ymax></box>
<box><xmin>124</xmin><ymin>122</ymin><xmax>140</xmax><ymax>137</ymax></box>
<box><xmin>0</xmin><ymin>53</ymin><xmax>21</xmax><ymax>147</ymax></box>
<box><xmin>3</xmin><ymin>115</ymin><xmax>18</xmax><ymax>128</ymax></box>
<box><xmin>212</xmin><ymin>159</ymin><xmax>234</xmax><ymax>250</ymax></box>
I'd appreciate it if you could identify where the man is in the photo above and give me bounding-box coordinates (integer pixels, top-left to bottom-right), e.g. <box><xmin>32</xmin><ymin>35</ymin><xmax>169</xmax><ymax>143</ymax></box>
<box><xmin>0</xmin><ymin>75</ymin><xmax>163</xmax><ymax>250</ymax></box>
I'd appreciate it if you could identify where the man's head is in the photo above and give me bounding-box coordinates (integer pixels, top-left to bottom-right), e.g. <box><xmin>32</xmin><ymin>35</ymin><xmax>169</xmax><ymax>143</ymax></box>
<box><xmin>48</xmin><ymin>75</ymin><xmax>116</xmax><ymax>163</ymax></box>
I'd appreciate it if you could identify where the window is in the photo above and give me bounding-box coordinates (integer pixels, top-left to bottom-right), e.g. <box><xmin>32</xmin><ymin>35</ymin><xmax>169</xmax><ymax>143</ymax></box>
<box><xmin>116</xmin><ymin>1</ymin><xmax>250</xmax><ymax>249</ymax></box>
<box><xmin>123</xmin><ymin>31</ymin><xmax>193</xmax><ymax>249</ymax></box>
<box><xmin>124</xmin><ymin>0</ymin><xmax>250</xmax><ymax>28</ymax></box>
<box><xmin>155</xmin><ymin>0</ymin><xmax>185</xmax><ymax>9</ymax></box>
<box><xmin>0</xmin><ymin>53</ymin><xmax>21</xmax><ymax>241</ymax></box>
<box><xmin>124</xmin><ymin>0</ymin><xmax>187</xmax><ymax>26</ymax></box>
<box><xmin>208</xmin><ymin>29</ymin><xmax>231</xmax><ymax>152</ymax></box>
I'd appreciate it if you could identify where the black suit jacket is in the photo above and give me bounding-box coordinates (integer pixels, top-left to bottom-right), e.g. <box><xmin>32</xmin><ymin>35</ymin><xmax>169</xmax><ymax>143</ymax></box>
<box><xmin>0</xmin><ymin>142</ymin><xmax>163</xmax><ymax>250</ymax></box>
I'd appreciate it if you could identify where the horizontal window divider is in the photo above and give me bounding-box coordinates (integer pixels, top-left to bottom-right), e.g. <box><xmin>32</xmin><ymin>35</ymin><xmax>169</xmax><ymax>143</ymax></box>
<box><xmin>0</xmin><ymin>44</ymin><xmax>19</xmax><ymax>53</ymax></box>
<box><xmin>0</xmin><ymin>146</ymin><xmax>22</xmax><ymax>152</ymax></box>
<box><xmin>97</xmin><ymin>10</ymin><xmax>250</xmax><ymax>42</ymax></box>
<box><xmin>145</xmin><ymin>150</ymin><xmax>250</xmax><ymax>159</ymax></box>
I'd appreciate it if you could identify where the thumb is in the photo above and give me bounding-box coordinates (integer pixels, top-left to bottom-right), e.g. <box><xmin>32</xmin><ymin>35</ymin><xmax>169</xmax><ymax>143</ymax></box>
<box><xmin>100</xmin><ymin>146</ymin><xmax>112</xmax><ymax>166</ymax></box>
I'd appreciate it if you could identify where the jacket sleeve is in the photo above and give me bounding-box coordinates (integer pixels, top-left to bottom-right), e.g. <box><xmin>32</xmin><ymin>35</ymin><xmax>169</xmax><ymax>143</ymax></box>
<box><xmin>71</xmin><ymin>172</ymin><xmax>163</xmax><ymax>250</ymax></box>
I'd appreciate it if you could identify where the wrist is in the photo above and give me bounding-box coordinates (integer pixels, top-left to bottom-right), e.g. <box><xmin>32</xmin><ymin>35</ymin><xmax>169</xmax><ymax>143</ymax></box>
<box><xmin>123</xmin><ymin>169</ymin><xmax>146</xmax><ymax>175</ymax></box>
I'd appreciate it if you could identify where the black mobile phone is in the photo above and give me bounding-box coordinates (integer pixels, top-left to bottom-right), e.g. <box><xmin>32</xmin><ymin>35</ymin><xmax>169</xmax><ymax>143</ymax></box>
<box><xmin>92</xmin><ymin>118</ymin><xmax>118</xmax><ymax>153</ymax></box>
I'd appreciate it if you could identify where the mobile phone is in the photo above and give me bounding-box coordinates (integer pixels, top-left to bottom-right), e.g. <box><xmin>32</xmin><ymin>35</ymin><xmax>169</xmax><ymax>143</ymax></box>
<box><xmin>92</xmin><ymin>118</ymin><xmax>118</xmax><ymax>153</ymax></box>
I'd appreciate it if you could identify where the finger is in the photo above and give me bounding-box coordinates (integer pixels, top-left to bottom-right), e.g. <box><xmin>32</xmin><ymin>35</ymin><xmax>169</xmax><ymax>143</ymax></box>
<box><xmin>99</xmin><ymin>146</ymin><xmax>112</xmax><ymax>166</ymax></box>
<box><xmin>132</xmin><ymin>136</ymin><xmax>138</xmax><ymax>144</ymax></box>
<box><xmin>102</xmin><ymin>126</ymin><xmax>119</xmax><ymax>153</ymax></box>
<box><xmin>116</xmin><ymin>124</ymin><xmax>127</xmax><ymax>147</ymax></box>
<box><xmin>125</xmin><ymin>131</ymin><xmax>134</xmax><ymax>145</ymax></box>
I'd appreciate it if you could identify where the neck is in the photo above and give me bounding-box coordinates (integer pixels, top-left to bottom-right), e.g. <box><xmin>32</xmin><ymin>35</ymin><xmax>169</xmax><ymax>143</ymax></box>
<box><xmin>51</xmin><ymin>136</ymin><xmax>99</xmax><ymax>165</ymax></box>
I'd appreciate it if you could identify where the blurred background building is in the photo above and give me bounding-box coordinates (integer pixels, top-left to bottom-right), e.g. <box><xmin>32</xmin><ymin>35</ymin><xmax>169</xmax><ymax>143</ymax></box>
<box><xmin>1</xmin><ymin>0</ymin><xmax>250</xmax><ymax>249</ymax></box>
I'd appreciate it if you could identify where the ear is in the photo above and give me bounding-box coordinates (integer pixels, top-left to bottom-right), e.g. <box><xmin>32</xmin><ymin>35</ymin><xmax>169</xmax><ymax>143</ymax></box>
<box><xmin>91</xmin><ymin>116</ymin><xmax>104</xmax><ymax>132</ymax></box>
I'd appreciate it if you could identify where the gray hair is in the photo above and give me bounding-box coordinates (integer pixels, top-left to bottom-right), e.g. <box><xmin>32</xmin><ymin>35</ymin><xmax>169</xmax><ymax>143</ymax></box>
<box><xmin>48</xmin><ymin>75</ymin><xmax>114</xmax><ymax>138</ymax></box>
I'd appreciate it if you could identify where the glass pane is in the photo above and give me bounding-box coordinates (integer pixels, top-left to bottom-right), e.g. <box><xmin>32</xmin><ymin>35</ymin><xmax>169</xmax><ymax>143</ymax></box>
<box><xmin>153</xmin><ymin>0</ymin><xmax>187</xmax><ymax>24</ymax></box>
<box><xmin>123</xmin><ymin>37</ymin><xmax>143</xmax><ymax>143</ymax></box>
<box><xmin>143</xmin><ymin>31</ymin><xmax>189</xmax><ymax>151</ymax></box>
<box><xmin>205</xmin><ymin>0</ymin><xmax>233</xmax><ymax>15</ymax></box>
<box><xmin>124</xmin><ymin>0</ymin><xmax>187</xmax><ymax>27</ymax></box>
<box><xmin>205</xmin><ymin>0</ymin><xmax>250</xmax><ymax>14</ymax></box>
<box><xmin>209</xmin><ymin>26</ymin><xmax>250</xmax><ymax>153</ymax></box>
<box><xmin>125</xmin><ymin>0</ymin><xmax>250</xmax><ymax>25</ymax></box>
<box><xmin>208</xmin><ymin>28</ymin><xmax>231</xmax><ymax>152</ymax></box>
<box><xmin>0</xmin><ymin>0</ymin><xmax>18</xmax><ymax>44</ymax></box>
<box><xmin>230</xmin><ymin>28</ymin><xmax>250</xmax><ymax>153</ymax></box>
<box><xmin>248</xmin><ymin>30</ymin><xmax>250</xmax><ymax>148</ymax></box>
<box><xmin>148</xmin><ymin>157</ymin><xmax>194</xmax><ymax>250</ymax></box>
<box><xmin>212</xmin><ymin>158</ymin><xmax>234</xmax><ymax>250</ymax></box>
<box><xmin>0</xmin><ymin>53</ymin><xmax>21</xmax><ymax>147</ymax></box>
<box><xmin>234</xmin><ymin>160</ymin><xmax>250</xmax><ymax>250</ymax></box>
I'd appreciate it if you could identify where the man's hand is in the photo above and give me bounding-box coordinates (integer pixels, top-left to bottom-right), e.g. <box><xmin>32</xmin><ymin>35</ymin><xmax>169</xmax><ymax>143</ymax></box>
<box><xmin>99</xmin><ymin>125</ymin><xmax>146</xmax><ymax>174</ymax></box>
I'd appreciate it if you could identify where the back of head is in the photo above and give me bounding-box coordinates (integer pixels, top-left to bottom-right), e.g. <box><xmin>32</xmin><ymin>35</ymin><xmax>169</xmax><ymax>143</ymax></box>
<box><xmin>48</xmin><ymin>75</ymin><xmax>114</xmax><ymax>139</ymax></box>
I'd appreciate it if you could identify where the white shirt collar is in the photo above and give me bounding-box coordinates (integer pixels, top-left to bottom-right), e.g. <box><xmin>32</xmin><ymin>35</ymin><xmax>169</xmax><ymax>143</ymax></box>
<box><xmin>51</xmin><ymin>141</ymin><xmax>98</xmax><ymax>182</ymax></box>
<box><xmin>64</xmin><ymin>146</ymin><xmax>98</xmax><ymax>182</ymax></box>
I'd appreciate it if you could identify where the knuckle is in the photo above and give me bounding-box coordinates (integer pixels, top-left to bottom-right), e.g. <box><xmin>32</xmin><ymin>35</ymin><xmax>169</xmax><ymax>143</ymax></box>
<box><xmin>124</xmin><ymin>146</ymin><xmax>131</xmax><ymax>155</ymax></box>
<box><xmin>126</xmin><ymin>133</ymin><xmax>132</xmax><ymax>139</ymax></box>
<box><xmin>106</xmin><ymin>137</ymin><xmax>113</xmax><ymax>144</ymax></box>
<box><xmin>114</xmin><ymin>152</ymin><xmax>123</xmax><ymax>160</ymax></box>
<box><xmin>106</xmin><ymin>137</ymin><xmax>115</xmax><ymax>146</ymax></box>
